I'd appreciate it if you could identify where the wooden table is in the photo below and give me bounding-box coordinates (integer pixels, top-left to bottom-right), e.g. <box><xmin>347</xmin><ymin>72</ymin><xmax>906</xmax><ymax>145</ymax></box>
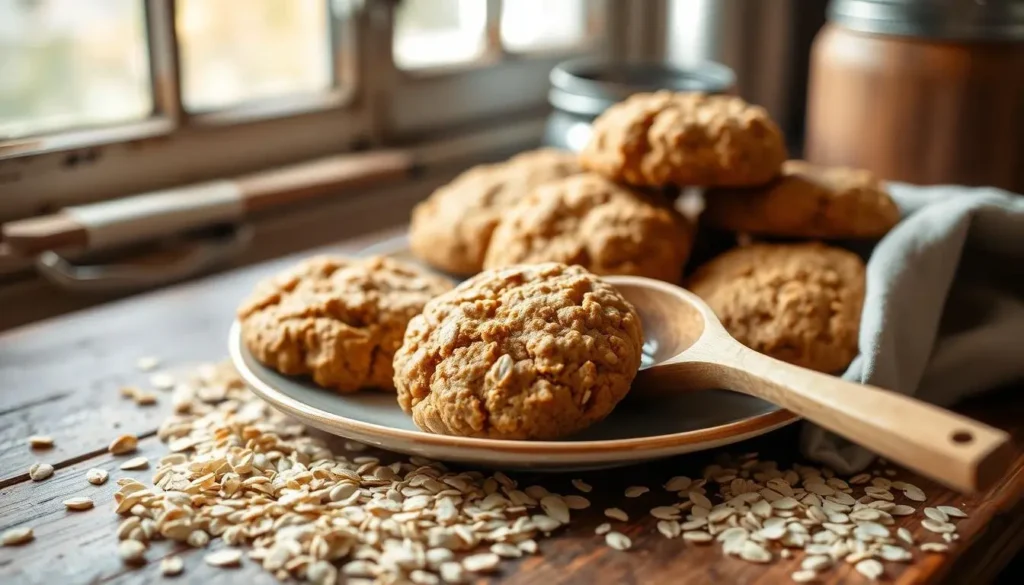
<box><xmin>1</xmin><ymin>225</ymin><xmax>1023</xmax><ymax>585</ymax></box>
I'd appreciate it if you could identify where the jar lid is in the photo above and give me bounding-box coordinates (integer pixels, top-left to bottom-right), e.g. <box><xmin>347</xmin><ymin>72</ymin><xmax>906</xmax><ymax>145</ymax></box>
<box><xmin>828</xmin><ymin>0</ymin><xmax>1024</xmax><ymax>41</ymax></box>
<box><xmin>548</xmin><ymin>58</ymin><xmax>736</xmax><ymax>118</ymax></box>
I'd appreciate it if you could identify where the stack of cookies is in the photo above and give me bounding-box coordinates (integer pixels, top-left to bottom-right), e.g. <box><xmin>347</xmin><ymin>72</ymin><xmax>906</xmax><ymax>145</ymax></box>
<box><xmin>239</xmin><ymin>90</ymin><xmax>902</xmax><ymax>441</ymax></box>
<box><xmin>409</xmin><ymin>90</ymin><xmax>900</xmax><ymax>375</ymax></box>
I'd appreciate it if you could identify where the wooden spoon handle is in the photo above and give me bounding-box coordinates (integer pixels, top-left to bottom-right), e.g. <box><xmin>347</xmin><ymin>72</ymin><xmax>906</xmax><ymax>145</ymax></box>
<box><xmin>696</xmin><ymin>342</ymin><xmax>1014</xmax><ymax>493</ymax></box>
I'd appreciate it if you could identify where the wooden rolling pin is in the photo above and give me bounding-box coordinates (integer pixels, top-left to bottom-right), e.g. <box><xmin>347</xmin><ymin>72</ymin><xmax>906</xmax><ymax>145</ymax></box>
<box><xmin>2</xmin><ymin>149</ymin><xmax>413</xmax><ymax>255</ymax></box>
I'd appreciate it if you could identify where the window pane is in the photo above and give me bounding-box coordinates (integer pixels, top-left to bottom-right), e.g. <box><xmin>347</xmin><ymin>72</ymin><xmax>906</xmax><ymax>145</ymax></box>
<box><xmin>177</xmin><ymin>0</ymin><xmax>332</xmax><ymax>112</ymax></box>
<box><xmin>501</xmin><ymin>0</ymin><xmax>588</xmax><ymax>52</ymax></box>
<box><xmin>393</xmin><ymin>0</ymin><xmax>487</xmax><ymax>70</ymax></box>
<box><xmin>0</xmin><ymin>0</ymin><xmax>151</xmax><ymax>139</ymax></box>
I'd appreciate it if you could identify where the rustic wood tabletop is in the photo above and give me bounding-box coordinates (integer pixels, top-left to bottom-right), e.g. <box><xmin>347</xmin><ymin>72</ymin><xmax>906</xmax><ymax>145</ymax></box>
<box><xmin>1</xmin><ymin>225</ymin><xmax>1022</xmax><ymax>585</ymax></box>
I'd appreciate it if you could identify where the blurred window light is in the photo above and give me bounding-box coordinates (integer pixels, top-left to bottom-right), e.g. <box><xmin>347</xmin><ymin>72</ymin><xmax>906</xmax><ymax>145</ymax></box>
<box><xmin>0</xmin><ymin>0</ymin><xmax>152</xmax><ymax>139</ymax></box>
<box><xmin>393</xmin><ymin>0</ymin><xmax>488</xmax><ymax>70</ymax></box>
<box><xmin>177</xmin><ymin>0</ymin><xmax>332</xmax><ymax>112</ymax></box>
<box><xmin>500</xmin><ymin>0</ymin><xmax>588</xmax><ymax>52</ymax></box>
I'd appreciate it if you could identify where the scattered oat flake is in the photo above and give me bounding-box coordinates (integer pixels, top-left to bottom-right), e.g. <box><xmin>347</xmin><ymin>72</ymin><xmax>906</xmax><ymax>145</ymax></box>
<box><xmin>849</xmin><ymin>473</ymin><xmax>872</xmax><ymax>484</ymax></box>
<box><xmin>897</xmin><ymin>527</ymin><xmax>914</xmax><ymax>545</ymax></box>
<box><xmin>490</xmin><ymin>542</ymin><xmax>522</xmax><ymax>558</ymax></box>
<box><xmin>922</xmin><ymin>518</ymin><xmax>956</xmax><ymax>533</ymax></box>
<box><xmin>120</xmin><ymin>456</ymin><xmax>149</xmax><ymax>470</ymax></box>
<box><xmin>904</xmin><ymin>486</ymin><xmax>927</xmax><ymax>502</ymax></box>
<box><xmin>540</xmin><ymin>495</ymin><xmax>570</xmax><ymax>524</ymax></box>
<box><xmin>2</xmin><ymin>527</ymin><xmax>34</xmax><ymax>546</ymax></box>
<box><xmin>595</xmin><ymin>523</ymin><xmax>612</xmax><ymax>535</ymax></box>
<box><xmin>119</xmin><ymin>540</ymin><xmax>146</xmax><ymax>564</ymax></box>
<box><xmin>27</xmin><ymin>435</ymin><xmax>54</xmax><ymax>449</ymax></box>
<box><xmin>205</xmin><ymin>548</ymin><xmax>242</xmax><ymax>567</ymax></box>
<box><xmin>119</xmin><ymin>386</ymin><xmax>139</xmax><ymax>398</ymax></box>
<box><xmin>921</xmin><ymin>542</ymin><xmax>949</xmax><ymax>553</ymax></box>
<box><xmin>462</xmin><ymin>552</ymin><xmax>500</xmax><ymax>572</ymax></box>
<box><xmin>792</xmin><ymin>569</ymin><xmax>818</xmax><ymax>583</ymax></box>
<box><xmin>160</xmin><ymin>555</ymin><xmax>184</xmax><ymax>576</ymax></box>
<box><xmin>938</xmin><ymin>505</ymin><xmax>967</xmax><ymax>518</ymax></box>
<box><xmin>924</xmin><ymin>507</ymin><xmax>949</xmax><ymax>522</ymax></box>
<box><xmin>63</xmin><ymin>497</ymin><xmax>94</xmax><ymax>511</ymax></box>
<box><xmin>149</xmin><ymin>372</ymin><xmax>176</xmax><ymax>389</ymax></box>
<box><xmin>605</xmin><ymin>508</ymin><xmax>628</xmax><ymax>522</ymax></box>
<box><xmin>562</xmin><ymin>494</ymin><xmax>591</xmax><ymax>510</ymax></box>
<box><xmin>856</xmin><ymin>558</ymin><xmax>884</xmax><ymax>580</ymax></box>
<box><xmin>891</xmin><ymin>504</ymin><xmax>916</xmax><ymax>516</ymax></box>
<box><xmin>689</xmin><ymin>491</ymin><xmax>713</xmax><ymax>509</ymax></box>
<box><xmin>682</xmin><ymin>531</ymin><xmax>713</xmax><ymax>543</ymax></box>
<box><xmin>28</xmin><ymin>462</ymin><xmax>54</xmax><ymax>481</ymax></box>
<box><xmin>133</xmin><ymin>392</ymin><xmax>158</xmax><ymax>406</ymax></box>
<box><xmin>803</xmin><ymin>555</ymin><xmax>832</xmax><ymax>571</ymax></box>
<box><xmin>651</xmin><ymin>506</ymin><xmax>681</xmax><ymax>520</ymax></box>
<box><xmin>571</xmin><ymin>479</ymin><xmax>592</xmax><ymax>493</ymax></box>
<box><xmin>136</xmin><ymin>356</ymin><xmax>161</xmax><ymax>371</ymax></box>
<box><xmin>664</xmin><ymin>476</ymin><xmax>692</xmax><ymax>491</ymax></box>
<box><xmin>740</xmin><ymin>541</ymin><xmax>772</xmax><ymax>563</ymax></box>
<box><xmin>109</xmin><ymin>434</ymin><xmax>138</xmax><ymax>455</ymax></box>
<box><xmin>605</xmin><ymin>531</ymin><xmax>632</xmax><ymax>551</ymax></box>
<box><xmin>85</xmin><ymin>468</ymin><xmax>109</xmax><ymax>485</ymax></box>
<box><xmin>624</xmin><ymin>485</ymin><xmax>649</xmax><ymax>498</ymax></box>
<box><xmin>657</xmin><ymin>520</ymin><xmax>681</xmax><ymax>539</ymax></box>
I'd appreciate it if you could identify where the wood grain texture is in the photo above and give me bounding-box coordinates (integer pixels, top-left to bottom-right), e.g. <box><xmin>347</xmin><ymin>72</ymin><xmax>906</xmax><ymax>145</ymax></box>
<box><xmin>0</xmin><ymin>226</ymin><xmax>1022</xmax><ymax>585</ymax></box>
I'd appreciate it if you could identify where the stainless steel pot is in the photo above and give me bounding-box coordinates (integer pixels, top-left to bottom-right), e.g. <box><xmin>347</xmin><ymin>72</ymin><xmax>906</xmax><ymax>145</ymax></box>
<box><xmin>665</xmin><ymin>0</ymin><xmax>826</xmax><ymax>148</ymax></box>
<box><xmin>543</xmin><ymin>58</ymin><xmax>735</xmax><ymax>152</ymax></box>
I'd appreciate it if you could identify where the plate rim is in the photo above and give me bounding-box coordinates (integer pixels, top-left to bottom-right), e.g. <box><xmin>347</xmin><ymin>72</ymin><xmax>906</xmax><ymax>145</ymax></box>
<box><xmin>229</xmin><ymin>321</ymin><xmax>799</xmax><ymax>455</ymax></box>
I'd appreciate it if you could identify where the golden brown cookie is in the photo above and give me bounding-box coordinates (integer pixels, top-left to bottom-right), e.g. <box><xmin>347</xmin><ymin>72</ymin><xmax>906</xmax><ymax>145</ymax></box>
<box><xmin>702</xmin><ymin>160</ymin><xmax>901</xmax><ymax>238</ymax></box>
<box><xmin>688</xmin><ymin>243</ymin><xmax>865</xmax><ymax>373</ymax></box>
<box><xmin>393</xmin><ymin>263</ymin><xmax>644</xmax><ymax>440</ymax></box>
<box><xmin>483</xmin><ymin>173</ymin><xmax>693</xmax><ymax>283</ymax></box>
<box><xmin>581</xmin><ymin>91</ymin><xmax>787</xmax><ymax>188</ymax></box>
<box><xmin>238</xmin><ymin>255</ymin><xmax>452</xmax><ymax>392</ymax></box>
<box><xmin>409</xmin><ymin>148</ymin><xmax>581</xmax><ymax>276</ymax></box>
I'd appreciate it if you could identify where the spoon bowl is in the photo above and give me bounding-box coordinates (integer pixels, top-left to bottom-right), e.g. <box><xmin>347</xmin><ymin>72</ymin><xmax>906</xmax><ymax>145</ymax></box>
<box><xmin>604</xmin><ymin>275</ymin><xmax>1015</xmax><ymax>493</ymax></box>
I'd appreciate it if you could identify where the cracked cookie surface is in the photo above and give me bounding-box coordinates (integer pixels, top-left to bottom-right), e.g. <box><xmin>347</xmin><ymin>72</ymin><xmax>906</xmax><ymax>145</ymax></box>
<box><xmin>581</xmin><ymin>91</ymin><xmax>787</xmax><ymax>188</ymax></box>
<box><xmin>238</xmin><ymin>255</ymin><xmax>453</xmax><ymax>392</ymax></box>
<box><xmin>483</xmin><ymin>173</ymin><xmax>693</xmax><ymax>283</ymax></box>
<box><xmin>409</xmin><ymin>148</ymin><xmax>581</xmax><ymax>276</ymax></box>
<box><xmin>688</xmin><ymin>243</ymin><xmax>865</xmax><ymax>373</ymax></box>
<box><xmin>703</xmin><ymin>160</ymin><xmax>901</xmax><ymax>238</ymax></box>
<box><xmin>392</xmin><ymin>263</ymin><xmax>644</xmax><ymax>440</ymax></box>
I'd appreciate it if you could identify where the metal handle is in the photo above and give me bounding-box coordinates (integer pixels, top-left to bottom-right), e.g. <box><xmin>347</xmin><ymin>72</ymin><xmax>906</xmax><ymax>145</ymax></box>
<box><xmin>35</xmin><ymin>224</ymin><xmax>252</xmax><ymax>293</ymax></box>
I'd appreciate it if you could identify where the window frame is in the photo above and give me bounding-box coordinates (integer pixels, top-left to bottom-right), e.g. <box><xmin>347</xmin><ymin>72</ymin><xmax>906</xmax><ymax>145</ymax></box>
<box><xmin>0</xmin><ymin>0</ymin><xmax>629</xmax><ymax>222</ymax></box>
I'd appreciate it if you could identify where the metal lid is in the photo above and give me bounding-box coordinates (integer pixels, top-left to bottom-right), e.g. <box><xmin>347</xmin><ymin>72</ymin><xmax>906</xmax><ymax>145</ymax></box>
<box><xmin>828</xmin><ymin>0</ymin><xmax>1024</xmax><ymax>41</ymax></box>
<box><xmin>548</xmin><ymin>58</ymin><xmax>736</xmax><ymax>118</ymax></box>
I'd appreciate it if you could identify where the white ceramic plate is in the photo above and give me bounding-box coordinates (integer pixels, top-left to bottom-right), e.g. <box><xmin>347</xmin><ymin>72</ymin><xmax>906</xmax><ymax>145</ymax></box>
<box><xmin>229</xmin><ymin>323</ymin><xmax>797</xmax><ymax>471</ymax></box>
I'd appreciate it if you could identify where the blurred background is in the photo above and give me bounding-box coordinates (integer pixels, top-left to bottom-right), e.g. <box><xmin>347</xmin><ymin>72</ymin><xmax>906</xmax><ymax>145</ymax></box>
<box><xmin>0</xmin><ymin>0</ymin><xmax>1022</xmax><ymax>326</ymax></box>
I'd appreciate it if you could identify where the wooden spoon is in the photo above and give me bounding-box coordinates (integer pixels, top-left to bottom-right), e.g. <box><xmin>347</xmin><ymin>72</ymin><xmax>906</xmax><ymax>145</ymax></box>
<box><xmin>603</xmin><ymin>275</ymin><xmax>1014</xmax><ymax>493</ymax></box>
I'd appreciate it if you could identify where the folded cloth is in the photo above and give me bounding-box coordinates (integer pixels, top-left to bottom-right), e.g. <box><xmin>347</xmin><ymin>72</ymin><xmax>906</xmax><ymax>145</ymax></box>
<box><xmin>802</xmin><ymin>184</ymin><xmax>1024</xmax><ymax>474</ymax></box>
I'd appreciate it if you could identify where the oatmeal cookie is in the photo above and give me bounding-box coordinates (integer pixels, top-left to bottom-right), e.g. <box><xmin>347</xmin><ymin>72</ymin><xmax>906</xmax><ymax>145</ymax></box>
<box><xmin>581</xmin><ymin>91</ymin><xmax>787</xmax><ymax>188</ymax></box>
<box><xmin>409</xmin><ymin>148</ymin><xmax>581</xmax><ymax>276</ymax></box>
<box><xmin>238</xmin><ymin>255</ymin><xmax>452</xmax><ymax>392</ymax></box>
<box><xmin>393</xmin><ymin>263</ymin><xmax>644</xmax><ymax>440</ymax></box>
<box><xmin>688</xmin><ymin>243</ymin><xmax>865</xmax><ymax>373</ymax></box>
<box><xmin>483</xmin><ymin>173</ymin><xmax>693</xmax><ymax>282</ymax></box>
<box><xmin>702</xmin><ymin>160</ymin><xmax>900</xmax><ymax>238</ymax></box>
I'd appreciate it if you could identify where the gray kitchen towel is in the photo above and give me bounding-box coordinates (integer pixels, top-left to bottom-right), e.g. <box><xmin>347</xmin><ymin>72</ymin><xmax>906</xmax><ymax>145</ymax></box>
<box><xmin>802</xmin><ymin>183</ymin><xmax>1024</xmax><ymax>473</ymax></box>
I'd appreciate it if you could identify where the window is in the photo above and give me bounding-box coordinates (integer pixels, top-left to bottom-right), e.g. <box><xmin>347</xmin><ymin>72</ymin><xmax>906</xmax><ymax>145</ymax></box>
<box><xmin>0</xmin><ymin>0</ymin><xmax>616</xmax><ymax>225</ymax></box>
<box><xmin>176</xmin><ymin>0</ymin><xmax>332</xmax><ymax>112</ymax></box>
<box><xmin>501</xmin><ymin>0</ymin><xmax>589</xmax><ymax>53</ymax></box>
<box><xmin>392</xmin><ymin>0</ymin><xmax>488</xmax><ymax>70</ymax></box>
<box><xmin>0</xmin><ymin>0</ymin><xmax>152</xmax><ymax>139</ymax></box>
<box><xmin>393</xmin><ymin>0</ymin><xmax>598</xmax><ymax>71</ymax></box>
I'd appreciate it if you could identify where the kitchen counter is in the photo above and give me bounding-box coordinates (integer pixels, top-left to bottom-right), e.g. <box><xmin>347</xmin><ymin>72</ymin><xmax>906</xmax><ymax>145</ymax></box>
<box><xmin>1</xmin><ymin>224</ymin><xmax>1023</xmax><ymax>585</ymax></box>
